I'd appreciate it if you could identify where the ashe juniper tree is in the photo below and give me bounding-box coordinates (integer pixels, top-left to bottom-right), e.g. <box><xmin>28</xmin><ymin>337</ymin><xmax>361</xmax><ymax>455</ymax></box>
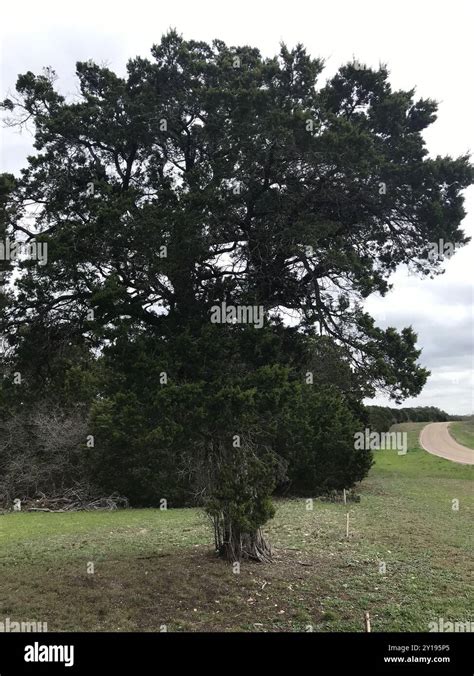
<box><xmin>1</xmin><ymin>31</ymin><xmax>472</xmax><ymax>560</ymax></box>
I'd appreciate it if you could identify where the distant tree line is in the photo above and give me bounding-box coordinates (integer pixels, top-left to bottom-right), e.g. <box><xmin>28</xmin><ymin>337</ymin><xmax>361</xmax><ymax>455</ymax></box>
<box><xmin>365</xmin><ymin>405</ymin><xmax>451</xmax><ymax>433</ymax></box>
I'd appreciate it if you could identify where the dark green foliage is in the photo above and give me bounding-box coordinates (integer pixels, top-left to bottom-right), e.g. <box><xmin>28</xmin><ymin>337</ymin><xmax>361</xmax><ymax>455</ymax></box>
<box><xmin>365</xmin><ymin>405</ymin><xmax>396</xmax><ymax>433</ymax></box>
<box><xmin>277</xmin><ymin>385</ymin><xmax>372</xmax><ymax>495</ymax></box>
<box><xmin>87</xmin><ymin>325</ymin><xmax>372</xmax><ymax>506</ymax></box>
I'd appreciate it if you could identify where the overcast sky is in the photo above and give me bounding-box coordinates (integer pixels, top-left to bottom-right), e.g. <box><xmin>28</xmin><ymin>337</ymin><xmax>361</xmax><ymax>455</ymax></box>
<box><xmin>1</xmin><ymin>0</ymin><xmax>473</xmax><ymax>414</ymax></box>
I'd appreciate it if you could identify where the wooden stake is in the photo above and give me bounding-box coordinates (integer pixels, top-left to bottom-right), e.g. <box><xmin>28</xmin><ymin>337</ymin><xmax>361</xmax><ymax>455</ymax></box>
<box><xmin>343</xmin><ymin>488</ymin><xmax>347</xmax><ymax>505</ymax></box>
<box><xmin>364</xmin><ymin>611</ymin><xmax>371</xmax><ymax>632</ymax></box>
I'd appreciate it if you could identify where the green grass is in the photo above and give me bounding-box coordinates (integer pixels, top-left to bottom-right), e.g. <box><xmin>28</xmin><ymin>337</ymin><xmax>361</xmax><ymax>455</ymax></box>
<box><xmin>0</xmin><ymin>421</ymin><xmax>472</xmax><ymax>632</ymax></box>
<box><xmin>448</xmin><ymin>420</ymin><xmax>474</xmax><ymax>450</ymax></box>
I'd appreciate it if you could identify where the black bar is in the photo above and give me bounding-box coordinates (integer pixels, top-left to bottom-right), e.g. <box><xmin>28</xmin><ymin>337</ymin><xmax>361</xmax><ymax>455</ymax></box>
<box><xmin>0</xmin><ymin>632</ymin><xmax>471</xmax><ymax>674</ymax></box>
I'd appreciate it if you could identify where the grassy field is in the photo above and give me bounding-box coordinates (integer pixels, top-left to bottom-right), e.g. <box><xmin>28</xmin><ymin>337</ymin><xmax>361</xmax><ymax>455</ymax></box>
<box><xmin>449</xmin><ymin>419</ymin><xmax>474</xmax><ymax>450</ymax></box>
<box><xmin>0</xmin><ymin>422</ymin><xmax>472</xmax><ymax>632</ymax></box>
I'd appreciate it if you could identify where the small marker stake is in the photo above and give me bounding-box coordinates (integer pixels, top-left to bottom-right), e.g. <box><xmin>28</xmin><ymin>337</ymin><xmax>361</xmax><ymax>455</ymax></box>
<box><xmin>364</xmin><ymin>611</ymin><xmax>371</xmax><ymax>632</ymax></box>
<box><xmin>343</xmin><ymin>488</ymin><xmax>347</xmax><ymax>505</ymax></box>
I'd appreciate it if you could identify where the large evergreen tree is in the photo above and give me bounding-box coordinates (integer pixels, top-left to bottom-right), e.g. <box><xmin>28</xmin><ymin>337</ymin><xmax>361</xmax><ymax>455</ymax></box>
<box><xmin>1</xmin><ymin>32</ymin><xmax>472</xmax><ymax>559</ymax></box>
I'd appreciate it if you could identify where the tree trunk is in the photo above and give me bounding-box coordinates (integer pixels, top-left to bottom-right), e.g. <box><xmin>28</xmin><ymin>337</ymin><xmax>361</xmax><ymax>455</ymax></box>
<box><xmin>212</xmin><ymin>514</ymin><xmax>272</xmax><ymax>563</ymax></box>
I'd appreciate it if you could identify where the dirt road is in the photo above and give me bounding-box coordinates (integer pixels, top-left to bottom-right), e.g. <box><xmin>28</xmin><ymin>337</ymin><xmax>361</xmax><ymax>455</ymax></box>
<box><xmin>419</xmin><ymin>422</ymin><xmax>474</xmax><ymax>465</ymax></box>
